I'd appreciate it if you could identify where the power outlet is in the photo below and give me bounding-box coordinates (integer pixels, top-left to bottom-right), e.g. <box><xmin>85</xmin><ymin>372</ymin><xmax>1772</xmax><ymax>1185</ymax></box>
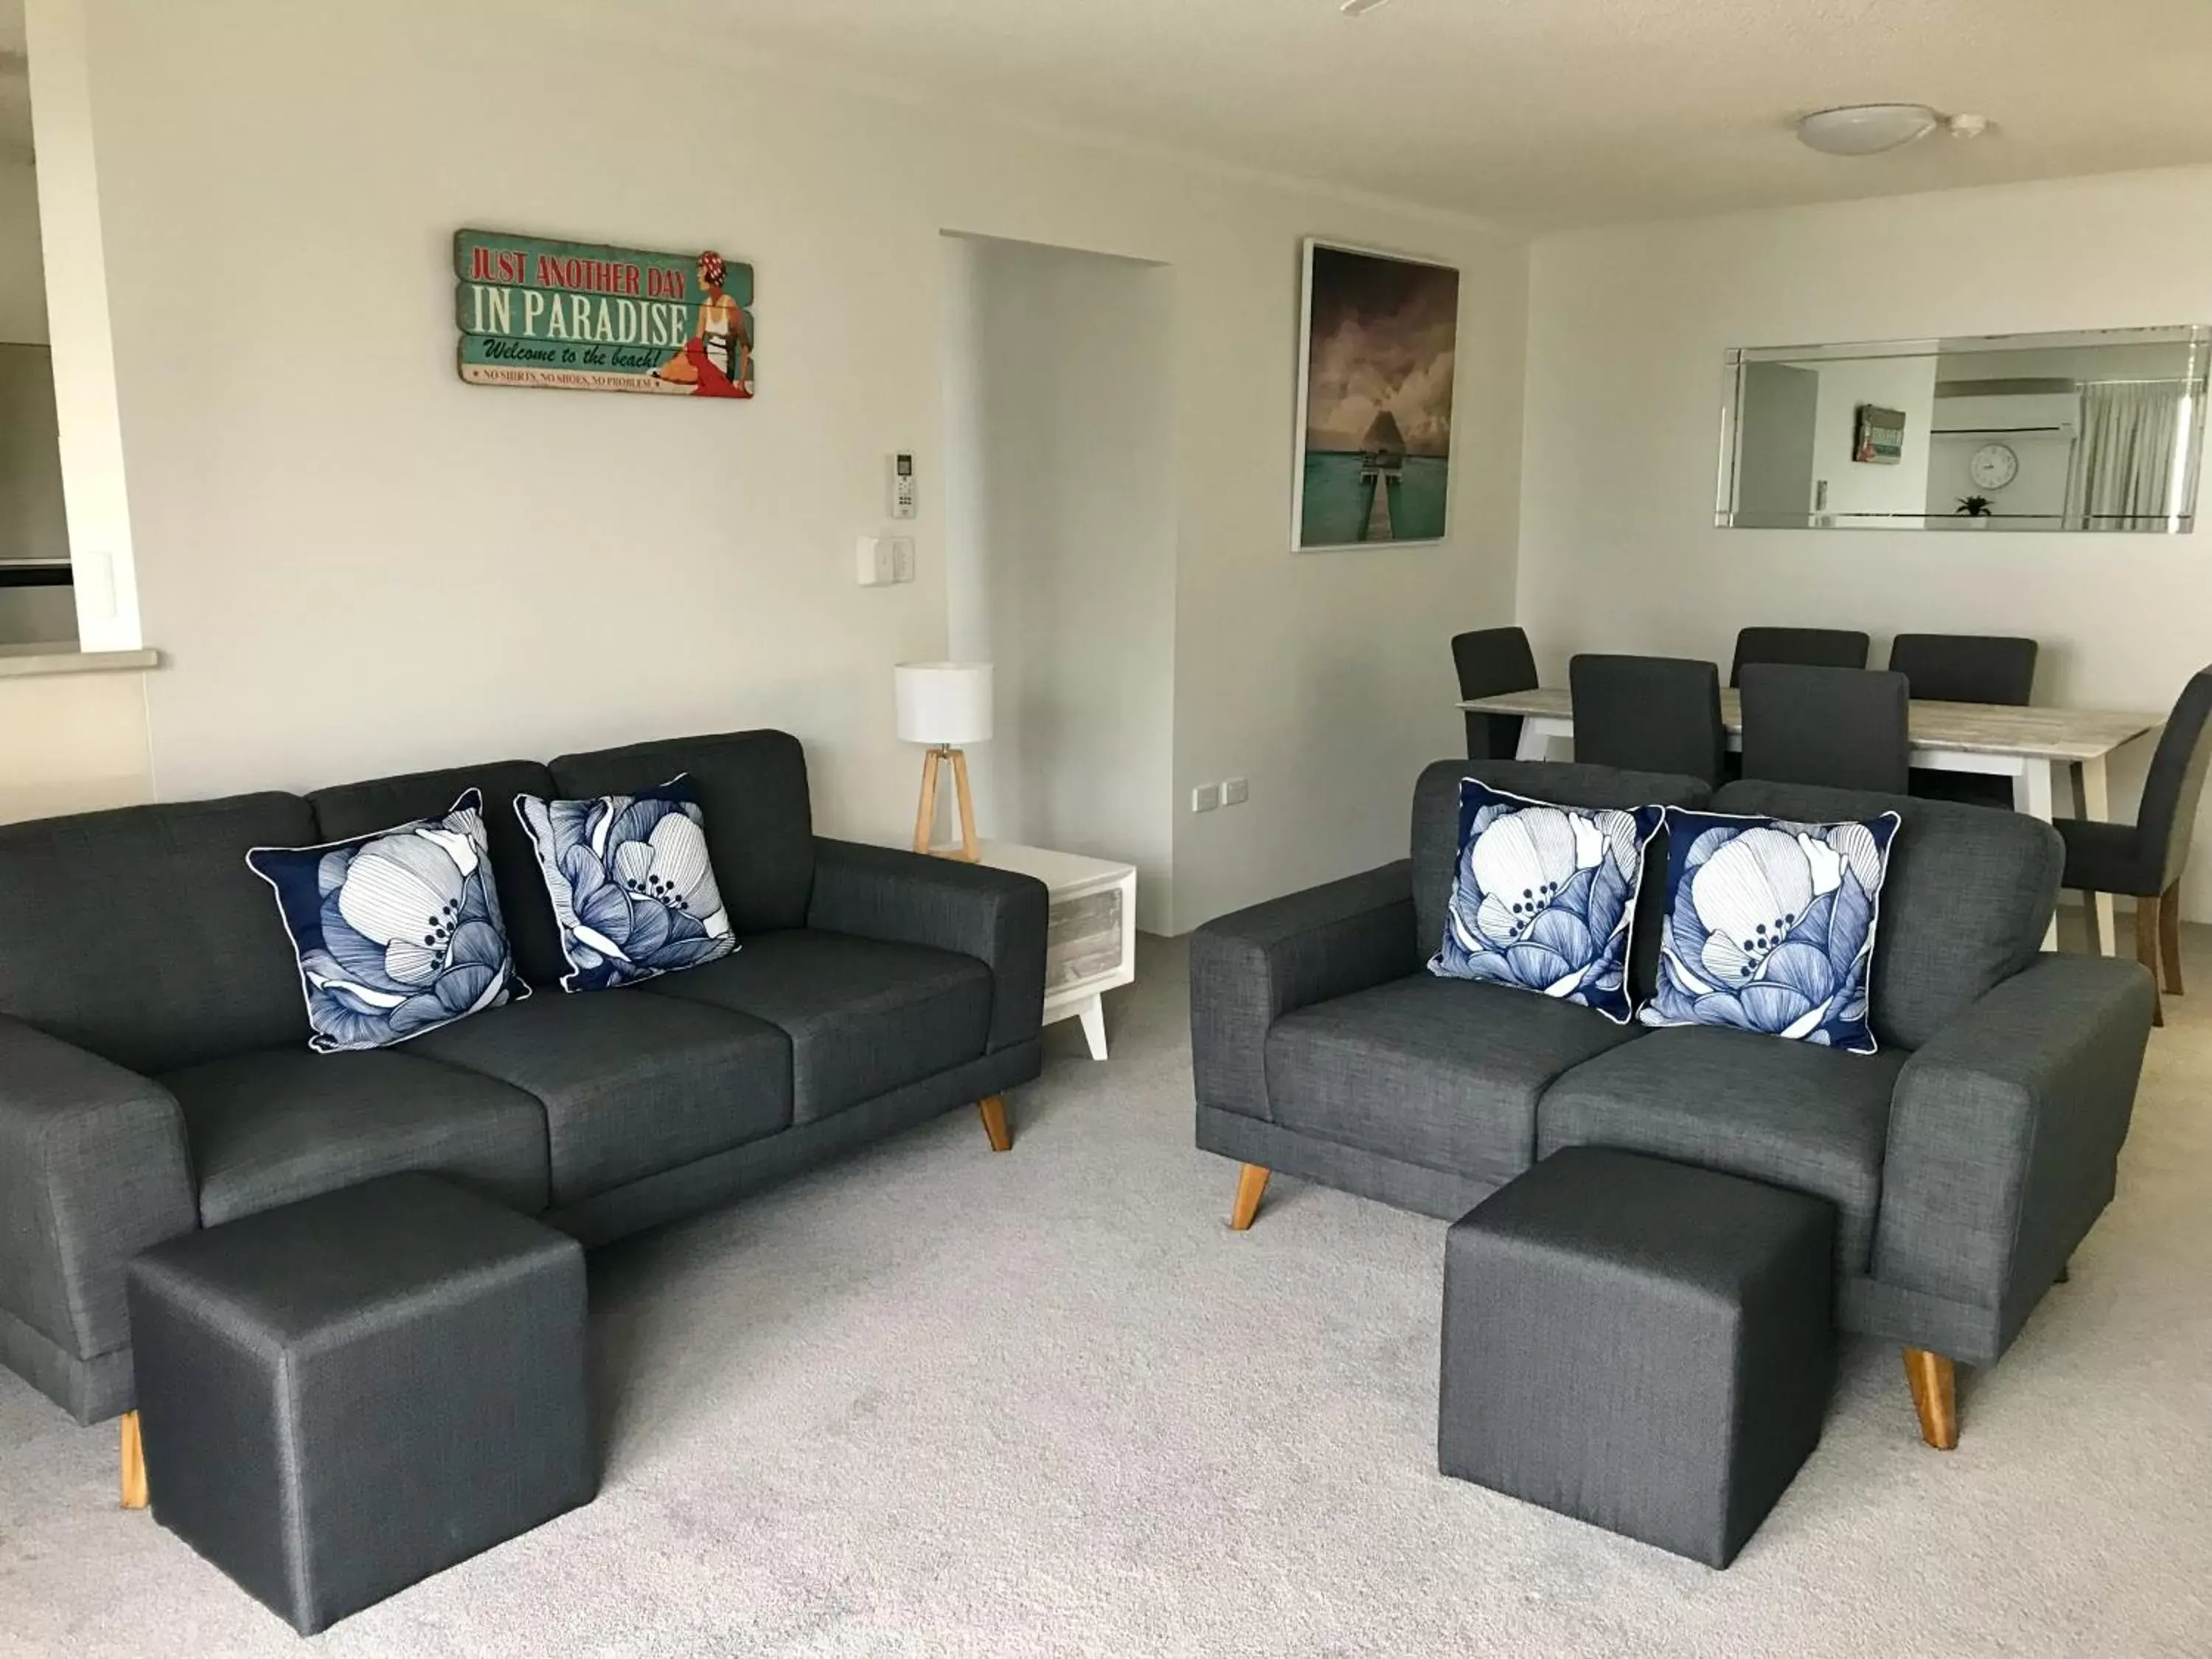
<box><xmin>1222</xmin><ymin>776</ymin><xmax>1250</xmax><ymax>806</ymax></box>
<box><xmin>1191</xmin><ymin>782</ymin><xmax>1221</xmax><ymax>813</ymax></box>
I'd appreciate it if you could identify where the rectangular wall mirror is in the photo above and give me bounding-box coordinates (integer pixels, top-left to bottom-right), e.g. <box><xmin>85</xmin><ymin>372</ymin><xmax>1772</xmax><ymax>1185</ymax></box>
<box><xmin>1717</xmin><ymin>324</ymin><xmax>2210</xmax><ymax>531</ymax></box>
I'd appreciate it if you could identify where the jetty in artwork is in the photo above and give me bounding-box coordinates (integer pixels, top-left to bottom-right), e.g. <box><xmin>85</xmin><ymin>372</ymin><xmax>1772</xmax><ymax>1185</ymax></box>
<box><xmin>1359</xmin><ymin>410</ymin><xmax>1408</xmax><ymax>540</ymax></box>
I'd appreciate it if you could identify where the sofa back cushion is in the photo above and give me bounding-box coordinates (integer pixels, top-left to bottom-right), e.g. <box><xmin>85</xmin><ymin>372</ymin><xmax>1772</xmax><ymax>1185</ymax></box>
<box><xmin>0</xmin><ymin>793</ymin><xmax>316</xmax><ymax>1073</ymax></box>
<box><xmin>310</xmin><ymin>760</ymin><xmax>567</xmax><ymax>990</ymax></box>
<box><xmin>551</xmin><ymin>730</ymin><xmax>814</xmax><ymax>934</ymax></box>
<box><xmin>1711</xmin><ymin>779</ymin><xmax>2060</xmax><ymax>1050</ymax></box>
<box><xmin>1413</xmin><ymin>760</ymin><xmax>1712</xmax><ymax>1006</ymax></box>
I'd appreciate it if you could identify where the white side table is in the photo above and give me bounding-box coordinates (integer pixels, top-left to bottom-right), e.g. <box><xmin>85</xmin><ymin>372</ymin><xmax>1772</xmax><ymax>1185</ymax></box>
<box><xmin>970</xmin><ymin>841</ymin><xmax>1136</xmax><ymax>1060</ymax></box>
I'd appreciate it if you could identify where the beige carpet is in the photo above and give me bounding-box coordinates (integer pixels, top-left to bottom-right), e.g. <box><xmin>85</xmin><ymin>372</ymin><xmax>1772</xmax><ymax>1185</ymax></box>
<box><xmin>3</xmin><ymin>926</ymin><xmax>2208</xmax><ymax>1657</ymax></box>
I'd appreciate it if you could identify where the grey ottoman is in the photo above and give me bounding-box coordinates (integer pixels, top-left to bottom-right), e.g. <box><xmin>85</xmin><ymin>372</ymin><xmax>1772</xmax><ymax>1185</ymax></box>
<box><xmin>1439</xmin><ymin>1147</ymin><xmax>1834</xmax><ymax>1567</ymax></box>
<box><xmin>125</xmin><ymin>1174</ymin><xmax>593</xmax><ymax>1634</ymax></box>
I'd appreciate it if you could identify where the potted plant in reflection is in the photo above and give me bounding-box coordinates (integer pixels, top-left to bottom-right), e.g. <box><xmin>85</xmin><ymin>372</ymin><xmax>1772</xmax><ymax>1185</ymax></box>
<box><xmin>1955</xmin><ymin>494</ymin><xmax>1996</xmax><ymax>528</ymax></box>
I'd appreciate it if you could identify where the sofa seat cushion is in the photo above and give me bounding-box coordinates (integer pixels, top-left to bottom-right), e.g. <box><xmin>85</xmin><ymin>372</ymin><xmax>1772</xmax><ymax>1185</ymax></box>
<box><xmin>163</xmin><ymin>1050</ymin><xmax>549</xmax><ymax>1227</ymax></box>
<box><xmin>643</xmin><ymin>930</ymin><xmax>991</xmax><ymax>1123</ymax></box>
<box><xmin>1536</xmin><ymin>1025</ymin><xmax>1905</xmax><ymax>1271</ymax></box>
<box><xmin>413</xmin><ymin>990</ymin><xmax>791</xmax><ymax>1206</ymax></box>
<box><xmin>1264</xmin><ymin>975</ymin><xmax>1643</xmax><ymax>1186</ymax></box>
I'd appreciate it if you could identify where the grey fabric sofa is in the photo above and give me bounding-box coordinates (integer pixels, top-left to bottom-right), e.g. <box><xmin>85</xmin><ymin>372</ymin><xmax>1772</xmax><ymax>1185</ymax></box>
<box><xmin>1192</xmin><ymin>757</ymin><xmax>2157</xmax><ymax>1447</ymax></box>
<box><xmin>0</xmin><ymin>729</ymin><xmax>1047</xmax><ymax>1430</ymax></box>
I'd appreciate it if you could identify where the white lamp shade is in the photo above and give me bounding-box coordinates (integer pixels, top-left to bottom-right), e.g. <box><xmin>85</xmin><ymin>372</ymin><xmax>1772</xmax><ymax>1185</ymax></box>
<box><xmin>895</xmin><ymin>662</ymin><xmax>993</xmax><ymax>746</ymax></box>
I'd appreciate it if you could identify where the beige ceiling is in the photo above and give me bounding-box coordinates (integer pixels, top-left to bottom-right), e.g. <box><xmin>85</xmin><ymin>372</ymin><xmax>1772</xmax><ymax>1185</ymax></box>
<box><xmin>684</xmin><ymin>0</ymin><xmax>2212</xmax><ymax>228</ymax></box>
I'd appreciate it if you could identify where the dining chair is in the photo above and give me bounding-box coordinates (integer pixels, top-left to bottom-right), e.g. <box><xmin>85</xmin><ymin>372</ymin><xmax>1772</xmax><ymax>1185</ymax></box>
<box><xmin>1568</xmin><ymin>654</ymin><xmax>1725</xmax><ymax>787</ymax></box>
<box><xmin>1885</xmin><ymin>633</ymin><xmax>2039</xmax><ymax>706</ymax></box>
<box><xmin>1453</xmin><ymin>626</ymin><xmax>1539</xmax><ymax>760</ymax></box>
<box><xmin>1739</xmin><ymin>664</ymin><xmax>1911</xmax><ymax>793</ymax></box>
<box><xmin>1728</xmin><ymin>627</ymin><xmax>1871</xmax><ymax>686</ymax></box>
<box><xmin>2053</xmin><ymin>666</ymin><xmax>2212</xmax><ymax>1026</ymax></box>
<box><xmin>1888</xmin><ymin>633</ymin><xmax>2040</xmax><ymax>807</ymax></box>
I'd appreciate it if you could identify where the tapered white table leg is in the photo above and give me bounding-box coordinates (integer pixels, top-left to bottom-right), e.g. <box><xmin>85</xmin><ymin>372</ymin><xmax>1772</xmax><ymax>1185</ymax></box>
<box><xmin>1077</xmin><ymin>995</ymin><xmax>1107</xmax><ymax>1061</ymax></box>
<box><xmin>2014</xmin><ymin>759</ymin><xmax>2059</xmax><ymax>950</ymax></box>
<box><xmin>2070</xmin><ymin>758</ymin><xmax>2116</xmax><ymax>957</ymax></box>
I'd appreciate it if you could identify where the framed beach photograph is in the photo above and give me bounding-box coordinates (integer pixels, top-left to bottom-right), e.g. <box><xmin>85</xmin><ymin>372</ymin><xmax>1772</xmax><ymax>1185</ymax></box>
<box><xmin>1292</xmin><ymin>239</ymin><xmax>1461</xmax><ymax>550</ymax></box>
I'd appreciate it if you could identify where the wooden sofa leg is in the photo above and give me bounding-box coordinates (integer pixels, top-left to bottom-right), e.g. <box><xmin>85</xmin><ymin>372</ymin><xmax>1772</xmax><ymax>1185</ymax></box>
<box><xmin>1228</xmin><ymin>1164</ymin><xmax>1270</xmax><ymax>1231</ymax></box>
<box><xmin>977</xmin><ymin>1095</ymin><xmax>1012</xmax><ymax>1152</ymax></box>
<box><xmin>2137</xmin><ymin>893</ymin><xmax>2166</xmax><ymax>1026</ymax></box>
<box><xmin>2160</xmin><ymin>880</ymin><xmax>2184</xmax><ymax>996</ymax></box>
<box><xmin>120</xmin><ymin>1411</ymin><xmax>148</xmax><ymax>1509</ymax></box>
<box><xmin>1902</xmin><ymin>1348</ymin><xmax>1959</xmax><ymax>1450</ymax></box>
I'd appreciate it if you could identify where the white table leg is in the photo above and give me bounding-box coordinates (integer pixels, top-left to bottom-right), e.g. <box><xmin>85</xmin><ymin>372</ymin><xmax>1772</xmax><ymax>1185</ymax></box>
<box><xmin>2071</xmin><ymin>759</ymin><xmax>2116</xmax><ymax>957</ymax></box>
<box><xmin>1077</xmin><ymin>994</ymin><xmax>1107</xmax><ymax>1061</ymax></box>
<box><xmin>1513</xmin><ymin>720</ymin><xmax>1550</xmax><ymax>762</ymax></box>
<box><xmin>2014</xmin><ymin>759</ymin><xmax>2059</xmax><ymax>950</ymax></box>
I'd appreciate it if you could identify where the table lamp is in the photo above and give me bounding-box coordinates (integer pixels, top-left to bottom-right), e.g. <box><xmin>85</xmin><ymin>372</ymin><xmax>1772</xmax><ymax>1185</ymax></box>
<box><xmin>896</xmin><ymin>661</ymin><xmax>992</xmax><ymax>860</ymax></box>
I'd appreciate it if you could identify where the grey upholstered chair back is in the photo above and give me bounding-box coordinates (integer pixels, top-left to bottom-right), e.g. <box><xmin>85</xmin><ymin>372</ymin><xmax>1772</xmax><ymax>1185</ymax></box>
<box><xmin>2138</xmin><ymin>667</ymin><xmax>2212</xmax><ymax>890</ymax></box>
<box><xmin>310</xmin><ymin>759</ymin><xmax>568</xmax><ymax>990</ymax></box>
<box><xmin>1451</xmin><ymin>626</ymin><xmax>1539</xmax><ymax>761</ymax></box>
<box><xmin>1411</xmin><ymin>758</ymin><xmax>1712</xmax><ymax>981</ymax></box>
<box><xmin>551</xmin><ymin>729</ymin><xmax>816</xmax><ymax>933</ymax></box>
<box><xmin>0</xmin><ymin>793</ymin><xmax>316</xmax><ymax>1074</ymax></box>
<box><xmin>1711</xmin><ymin>779</ymin><xmax>2062</xmax><ymax>1049</ymax></box>
<box><xmin>1739</xmin><ymin>664</ymin><xmax>1911</xmax><ymax>794</ymax></box>
<box><xmin>1728</xmin><ymin>626</ymin><xmax>1871</xmax><ymax>686</ymax></box>
<box><xmin>1885</xmin><ymin>633</ymin><xmax>2038</xmax><ymax>706</ymax></box>
<box><xmin>1568</xmin><ymin>654</ymin><xmax>1726</xmax><ymax>787</ymax></box>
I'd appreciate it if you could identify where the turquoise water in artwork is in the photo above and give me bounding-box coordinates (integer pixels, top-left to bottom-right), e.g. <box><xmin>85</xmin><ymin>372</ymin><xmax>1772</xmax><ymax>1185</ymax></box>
<box><xmin>1301</xmin><ymin>453</ymin><xmax>1450</xmax><ymax>546</ymax></box>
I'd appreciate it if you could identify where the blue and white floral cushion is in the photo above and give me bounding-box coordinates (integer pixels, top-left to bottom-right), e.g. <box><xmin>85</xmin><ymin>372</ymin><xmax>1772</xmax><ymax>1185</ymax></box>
<box><xmin>1640</xmin><ymin>806</ymin><xmax>1901</xmax><ymax>1052</ymax></box>
<box><xmin>1427</xmin><ymin>780</ymin><xmax>1664</xmax><ymax>1024</ymax></box>
<box><xmin>515</xmin><ymin>775</ymin><xmax>737</xmax><ymax>993</ymax></box>
<box><xmin>246</xmin><ymin>789</ymin><xmax>527</xmax><ymax>1054</ymax></box>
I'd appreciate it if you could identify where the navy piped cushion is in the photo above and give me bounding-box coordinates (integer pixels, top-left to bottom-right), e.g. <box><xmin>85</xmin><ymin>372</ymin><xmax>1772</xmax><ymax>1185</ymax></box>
<box><xmin>1427</xmin><ymin>779</ymin><xmax>1663</xmax><ymax>1024</ymax></box>
<box><xmin>246</xmin><ymin>790</ymin><xmax>526</xmax><ymax>1053</ymax></box>
<box><xmin>1640</xmin><ymin>805</ymin><xmax>1899</xmax><ymax>1052</ymax></box>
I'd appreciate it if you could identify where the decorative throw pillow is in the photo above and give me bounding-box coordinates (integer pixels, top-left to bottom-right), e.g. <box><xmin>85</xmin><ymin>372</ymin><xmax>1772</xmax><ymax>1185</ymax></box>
<box><xmin>246</xmin><ymin>789</ymin><xmax>527</xmax><ymax>1053</ymax></box>
<box><xmin>1427</xmin><ymin>779</ymin><xmax>1664</xmax><ymax>1024</ymax></box>
<box><xmin>515</xmin><ymin>775</ymin><xmax>737</xmax><ymax>992</ymax></box>
<box><xmin>1640</xmin><ymin>806</ymin><xmax>1901</xmax><ymax>1052</ymax></box>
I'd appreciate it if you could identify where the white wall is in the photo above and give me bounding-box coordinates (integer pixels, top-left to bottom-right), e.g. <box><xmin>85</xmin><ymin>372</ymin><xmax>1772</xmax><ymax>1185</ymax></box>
<box><xmin>66</xmin><ymin>0</ymin><xmax>1525</xmax><ymax>932</ymax></box>
<box><xmin>0</xmin><ymin>161</ymin><xmax>46</xmax><ymax>343</ymax></box>
<box><xmin>1806</xmin><ymin>355</ymin><xmax>1935</xmax><ymax>521</ymax></box>
<box><xmin>940</xmin><ymin>235</ymin><xmax>1177</xmax><ymax>931</ymax></box>
<box><xmin>1520</xmin><ymin>164</ymin><xmax>2212</xmax><ymax>919</ymax></box>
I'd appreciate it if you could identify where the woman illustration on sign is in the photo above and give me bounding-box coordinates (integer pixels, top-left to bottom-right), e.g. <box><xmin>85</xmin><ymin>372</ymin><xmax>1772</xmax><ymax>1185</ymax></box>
<box><xmin>655</xmin><ymin>251</ymin><xmax>752</xmax><ymax>397</ymax></box>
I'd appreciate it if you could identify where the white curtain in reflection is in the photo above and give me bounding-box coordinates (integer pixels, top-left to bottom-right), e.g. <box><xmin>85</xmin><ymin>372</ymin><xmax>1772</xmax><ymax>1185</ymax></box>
<box><xmin>2065</xmin><ymin>382</ymin><xmax>2185</xmax><ymax>529</ymax></box>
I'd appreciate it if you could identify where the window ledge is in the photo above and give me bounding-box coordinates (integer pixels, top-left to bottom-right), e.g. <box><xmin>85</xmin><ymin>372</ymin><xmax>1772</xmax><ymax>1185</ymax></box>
<box><xmin>0</xmin><ymin>643</ymin><xmax>162</xmax><ymax>679</ymax></box>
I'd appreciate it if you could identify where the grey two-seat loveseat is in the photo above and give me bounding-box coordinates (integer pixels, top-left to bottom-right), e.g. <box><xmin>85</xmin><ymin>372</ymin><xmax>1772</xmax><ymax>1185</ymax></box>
<box><xmin>1191</xmin><ymin>758</ymin><xmax>2157</xmax><ymax>1447</ymax></box>
<box><xmin>0</xmin><ymin>728</ymin><xmax>1047</xmax><ymax>1444</ymax></box>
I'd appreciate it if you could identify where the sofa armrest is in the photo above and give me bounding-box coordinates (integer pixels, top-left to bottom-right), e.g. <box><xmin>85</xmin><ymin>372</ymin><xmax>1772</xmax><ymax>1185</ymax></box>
<box><xmin>1189</xmin><ymin>860</ymin><xmax>1420</xmax><ymax>1122</ymax></box>
<box><xmin>1873</xmin><ymin>953</ymin><xmax>2155</xmax><ymax>1350</ymax></box>
<box><xmin>807</xmin><ymin>838</ymin><xmax>1048</xmax><ymax>1053</ymax></box>
<box><xmin>0</xmin><ymin>1015</ymin><xmax>197</xmax><ymax>1379</ymax></box>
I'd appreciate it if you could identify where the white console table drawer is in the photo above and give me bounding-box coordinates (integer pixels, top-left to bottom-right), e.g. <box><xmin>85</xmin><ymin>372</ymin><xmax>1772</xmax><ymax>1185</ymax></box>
<box><xmin>971</xmin><ymin>841</ymin><xmax>1136</xmax><ymax>1060</ymax></box>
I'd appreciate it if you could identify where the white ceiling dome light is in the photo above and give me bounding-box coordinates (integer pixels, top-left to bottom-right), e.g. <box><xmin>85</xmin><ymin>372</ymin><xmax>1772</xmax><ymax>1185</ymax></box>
<box><xmin>1796</xmin><ymin>104</ymin><xmax>1947</xmax><ymax>156</ymax></box>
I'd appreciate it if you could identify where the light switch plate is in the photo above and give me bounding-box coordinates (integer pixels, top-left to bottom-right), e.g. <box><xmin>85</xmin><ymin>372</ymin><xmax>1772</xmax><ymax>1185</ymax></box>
<box><xmin>890</xmin><ymin>537</ymin><xmax>915</xmax><ymax>582</ymax></box>
<box><xmin>855</xmin><ymin>535</ymin><xmax>895</xmax><ymax>587</ymax></box>
<box><xmin>1192</xmin><ymin>782</ymin><xmax>1221</xmax><ymax>813</ymax></box>
<box><xmin>1222</xmin><ymin>776</ymin><xmax>1249</xmax><ymax>806</ymax></box>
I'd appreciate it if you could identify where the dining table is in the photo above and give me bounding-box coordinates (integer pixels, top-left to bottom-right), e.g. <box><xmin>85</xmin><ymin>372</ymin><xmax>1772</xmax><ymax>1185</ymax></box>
<box><xmin>1455</xmin><ymin>685</ymin><xmax>2163</xmax><ymax>956</ymax></box>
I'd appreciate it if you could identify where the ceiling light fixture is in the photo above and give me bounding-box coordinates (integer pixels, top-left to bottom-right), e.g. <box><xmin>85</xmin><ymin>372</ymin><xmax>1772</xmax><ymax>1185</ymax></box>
<box><xmin>1795</xmin><ymin>104</ymin><xmax>1944</xmax><ymax>156</ymax></box>
<box><xmin>1340</xmin><ymin>0</ymin><xmax>1394</xmax><ymax>15</ymax></box>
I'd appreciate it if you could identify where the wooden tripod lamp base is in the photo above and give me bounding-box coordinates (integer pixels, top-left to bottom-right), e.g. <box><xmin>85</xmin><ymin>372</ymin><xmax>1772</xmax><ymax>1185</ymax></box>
<box><xmin>911</xmin><ymin>745</ymin><xmax>981</xmax><ymax>862</ymax></box>
<box><xmin>897</xmin><ymin>661</ymin><xmax>992</xmax><ymax>863</ymax></box>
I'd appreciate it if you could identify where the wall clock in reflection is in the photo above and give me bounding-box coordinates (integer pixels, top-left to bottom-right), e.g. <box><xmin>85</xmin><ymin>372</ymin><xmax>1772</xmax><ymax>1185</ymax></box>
<box><xmin>1969</xmin><ymin>442</ymin><xmax>2020</xmax><ymax>490</ymax></box>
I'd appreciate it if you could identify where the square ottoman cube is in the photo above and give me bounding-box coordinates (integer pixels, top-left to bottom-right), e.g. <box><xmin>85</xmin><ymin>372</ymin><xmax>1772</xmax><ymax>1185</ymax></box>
<box><xmin>125</xmin><ymin>1173</ymin><xmax>593</xmax><ymax>1633</ymax></box>
<box><xmin>1439</xmin><ymin>1147</ymin><xmax>1834</xmax><ymax>1567</ymax></box>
